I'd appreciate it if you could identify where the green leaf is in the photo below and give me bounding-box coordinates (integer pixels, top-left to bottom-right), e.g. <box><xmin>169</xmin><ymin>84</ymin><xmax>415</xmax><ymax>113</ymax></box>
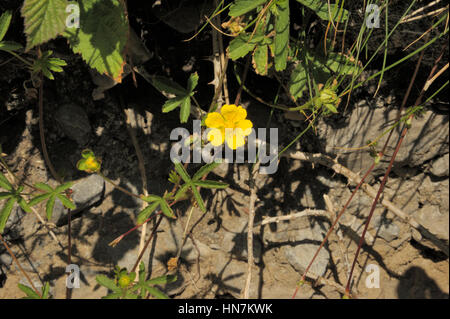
<box><xmin>179</xmin><ymin>96</ymin><xmax>191</xmax><ymax>123</ymax></box>
<box><xmin>162</xmin><ymin>96</ymin><xmax>184</xmax><ymax>113</ymax></box>
<box><xmin>173</xmin><ymin>183</ymin><xmax>190</xmax><ymax>201</ymax></box>
<box><xmin>228</xmin><ymin>34</ymin><xmax>264</xmax><ymax>60</ymax></box>
<box><xmin>21</xmin><ymin>0</ymin><xmax>68</xmax><ymax>51</ymax></box>
<box><xmin>144</xmin><ymin>285</ymin><xmax>169</xmax><ymax>299</ymax></box>
<box><xmin>187</xmin><ymin>72</ymin><xmax>199</xmax><ymax>92</ymax></box>
<box><xmin>296</xmin><ymin>0</ymin><xmax>348</xmax><ymax>22</ymax></box>
<box><xmin>324</xmin><ymin>103</ymin><xmax>338</xmax><ymax>113</ymax></box>
<box><xmin>34</xmin><ymin>182</ymin><xmax>54</xmax><ymax>193</ymax></box>
<box><xmin>173</xmin><ymin>162</ymin><xmax>192</xmax><ymax>184</ymax></box>
<box><xmin>191</xmin><ymin>187</ymin><xmax>206</xmax><ymax>213</ymax></box>
<box><xmin>0</xmin><ymin>41</ymin><xmax>23</xmax><ymax>52</ymax></box>
<box><xmin>28</xmin><ymin>193</ymin><xmax>52</xmax><ymax>206</ymax></box>
<box><xmin>54</xmin><ymin>182</ymin><xmax>73</xmax><ymax>193</ymax></box>
<box><xmin>141</xmin><ymin>195</ymin><xmax>162</xmax><ymax>203</ymax></box>
<box><xmin>102</xmin><ymin>292</ymin><xmax>122</xmax><ymax>299</ymax></box>
<box><xmin>146</xmin><ymin>275</ymin><xmax>177</xmax><ymax>285</ymax></box>
<box><xmin>0</xmin><ymin>197</ymin><xmax>16</xmax><ymax>233</ymax></box>
<box><xmin>41</xmin><ymin>282</ymin><xmax>50</xmax><ymax>299</ymax></box>
<box><xmin>136</xmin><ymin>201</ymin><xmax>160</xmax><ymax>225</ymax></box>
<box><xmin>96</xmin><ymin>275</ymin><xmax>121</xmax><ymax>293</ymax></box>
<box><xmin>194</xmin><ymin>180</ymin><xmax>229</xmax><ymax>189</ymax></box>
<box><xmin>0</xmin><ymin>10</ymin><xmax>12</xmax><ymax>41</ymax></box>
<box><xmin>56</xmin><ymin>194</ymin><xmax>76</xmax><ymax>210</ymax></box>
<box><xmin>17</xmin><ymin>197</ymin><xmax>32</xmax><ymax>213</ymax></box>
<box><xmin>18</xmin><ymin>284</ymin><xmax>41</xmax><ymax>299</ymax></box>
<box><xmin>45</xmin><ymin>195</ymin><xmax>56</xmax><ymax>220</ymax></box>
<box><xmin>289</xmin><ymin>61</ymin><xmax>308</xmax><ymax>99</ymax></box>
<box><xmin>322</xmin><ymin>52</ymin><xmax>360</xmax><ymax>75</ymax></box>
<box><xmin>252</xmin><ymin>44</ymin><xmax>268</xmax><ymax>75</ymax></box>
<box><xmin>0</xmin><ymin>192</ymin><xmax>12</xmax><ymax>200</ymax></box>
<box><xmin>0</xmin><ymin>172</ymin><xmax>13</xmax><ymax>191</ymax></box>
<box><xmin>159</xmin><ymin>199</ymin><xmax>175</xmax><ymax>219</ymax></box>
<box><xmin>150</xmin><ymin>76</ymin><xmax>188</xmax><ymax>96</ymax></box>
<box><xmin>64</xmin><ymin>0</ymin><xmax>128</xmax><ymax>81</ymax></box>
<box><xmin>229</xmin><ymin>0</ymin><xmax>267</xmax><ymax>17</ymax></box>
<box><xmin>274</xmin><ymin>0</ymin><xmax>289</xmax><ymax>71</ymax></box>
<box><xmin>192</xmin><ymin>161</ymin><xmax>222</xmax><ymax>181</ymax></box>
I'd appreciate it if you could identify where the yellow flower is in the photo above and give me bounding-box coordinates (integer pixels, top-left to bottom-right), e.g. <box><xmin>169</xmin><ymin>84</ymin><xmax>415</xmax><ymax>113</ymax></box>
<box><xmin>205</xmin><ymin>104</ymin><xmax>253</xmax><ymax>150</ymax></box>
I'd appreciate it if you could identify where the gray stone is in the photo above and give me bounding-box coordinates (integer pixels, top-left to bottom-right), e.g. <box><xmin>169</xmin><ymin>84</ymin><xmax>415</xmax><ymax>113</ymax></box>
<box><xmin>221</xmin><ymin>231</ymin><xmax>263</xmax><ymax>263</ymax></box>
<box><xmin>3</xmin><ymin>204</ymin><xmax>26</xmax><ymax>240</ymax></box>
<box><xmin>430</xmin><ymin>153</ymin><xmax>449</xmax><ymax>177</ymax></box>
<box><xmin>284</xmin><ymin>243</ymin><xmax>330</xmax><ymax>277</ymax></box>
<box><xmin>373</xmin><ymin>215</ymin><xmax>400</xmax><ymax>242</ymax></box>
<box><xmin>412</xmin><ymin>204</ymin><xmax>449</xmax><ymax>247</ymax></box>
<box><xmin>53</xmin><ymin>174</ymin><xmax>105</xmax><ymax>225</ymax></box>
<box><xmin>55</xmin><ymin>103</ymin><xmax>91</xmax><ymax>145</ymax></box>
<box><xmin>317</xmin><ymin>106</ymin><xmax>449</xmax><ymax>175</ymax></box>
<box><xmin>0</xmin><ymin>253</ymin><xmax>12</xmax><ymax>267</ymax></box>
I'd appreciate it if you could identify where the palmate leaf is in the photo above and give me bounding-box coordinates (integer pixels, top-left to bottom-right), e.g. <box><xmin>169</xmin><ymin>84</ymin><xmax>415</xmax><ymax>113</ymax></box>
<box><xmin>156</xmin><ymin>73</ymin><xmax>198</xmax><ymax>124</ymax></box>
<box><xmin>21</xmin><ymin>0</ymin><xmax>68</xmax><ymax>51</ymax></box>
<box><xmin>144</xmin><ymin>285</ymin><xmax>169</xmax><ymax>299</ymax></box>
<box><xmin>96</xmin><ymin>275</ymin><xmax>121</xmax><ymax>293</ymax></box>
<box><xmin>229</xmin><ymin>0</ymin><xmax>267</xmax><ymax>17</ymax></box>
<box><xmin>0</xmin><ymin>172</ymin><xmax>13</xmax><ymax>191</ymax></box>
<box><xmin>18</xmin><ymin>284</ymin><xmax>41</xmax><ymax>299</ymax></box>
<box><xmin>29</xmin><ymin>182</ymin><xmax>75</xmax><ymax>221</ymax></box>
<box><xmin>228</xmin><ymin>34</ymin><xmax>264</xmax><ymax>61</ymax></box>
<box><xmin>274</xmin><ymin>0</ymin><xmax>289</xmax><ymax>71</ymax></box>
<box><xmin>64</xmin><ymin>0</ymin><xmax>128</xmax><ymax>81</ymax></box>
<box><xmin>137</xmin><ymin>195</ymin><xmax>175</xmax><ymax>225</ymax></box>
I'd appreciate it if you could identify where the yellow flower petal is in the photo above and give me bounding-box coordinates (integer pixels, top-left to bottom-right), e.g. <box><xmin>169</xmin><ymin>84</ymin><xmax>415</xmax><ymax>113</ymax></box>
<box><xmin>207</xmin><ymin>128</ymin><xmax>225</xmax><ymax>146</ymax></box>
<box><xmin>236</xmin><ymin>119</ymin><xmax>253</xmax><ymax>135</ymax></box>
<box><xmin>225</xmin><ymin>132</ymin><xmax>246</xmax><ymax>150</ymax></box>
<box><xmin>221</xmin><ymin>104</ymin><xmax>247</xmax><ymax>124</ymax></box>
<box><xmin>205</xmin><ymin>112</ymin><xmax>225</xmax><ymax>128</ymax></box>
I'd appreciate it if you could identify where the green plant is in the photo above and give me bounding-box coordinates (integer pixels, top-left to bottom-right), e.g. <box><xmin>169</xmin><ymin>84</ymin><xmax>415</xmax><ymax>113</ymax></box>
<box><xmin>96</xmin><ymin>262</ymin><xmax>176</xmax><ymax>299</ymax></box>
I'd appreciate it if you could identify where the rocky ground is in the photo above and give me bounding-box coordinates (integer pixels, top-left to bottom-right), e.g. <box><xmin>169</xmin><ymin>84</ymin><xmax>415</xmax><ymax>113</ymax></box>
<box><xmin>0</xmin><ymin>0</ymin><xmax>449</xmax><ymax>299</ymax></box>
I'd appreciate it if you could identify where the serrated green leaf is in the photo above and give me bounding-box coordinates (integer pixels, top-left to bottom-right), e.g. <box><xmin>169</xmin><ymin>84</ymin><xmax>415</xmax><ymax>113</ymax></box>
<box><xmin>229</xmin><ymin>0</ymin><xmax>267</xmax><ymax>17</ymax></box>
<box><xmin>274</xmin><ymin>0</ymin><xmax>289</xmax><ymax>71</ymax></box>
<box><xmin>159</xmin><ymin>199</ymin><xmax>175</xmax><ymax>219</ymax></box>
<box><xmin>179</xmin><ymin>96</ymin><xmax>191</xmax><ymax>123</ymax></box>
<box><xmin>45</xmin><ymin>195</ymin><xmax>56</xmax><ymax>220</ymax></box>
<box><xmin>136</xmin><ymin>201</ymin><xmax>160</xmax><ymax>225</ymax></box>
<box><xmin>96</xmin><ymin>275</ymin><xmax>121</xmax><ymax>293</ymax></box>
<box><xmin>191</xmin><ymin>187</ymin><xmax>206</xmax><ymax>213</ymax></box>
<box><xmin>253</xmin><ymin>44</ymin><xmax>268</xmax><ymax>75</ymax></box>
<box><xmin>0</xmin><ymin>192</ymin><xmax>12</xmax><ymax>200</ymax></box>
<box><xmin>173</xmin><ymin>183</ymin><xmax>190</xmax><ymax>202</ymax></box>
<box><xmin>228</xmin><ymin>34</ymin><xmax>264</xmax><ymax>60</ymax></box>
<box><xmin>34</xmin><ymin>182</ymin><xmax>53</xmax><ymax>193</ymax></box>
<box><xmin>296</xmin><ymin>0</ymin><xmax>348</xmax><ymax>22</ymax></box>
<box><xmin>56</xmin><ymin>194</ymin><xmax>76</xmax><ymax>210</ymax></box>
<box><xmin>146</xmin><ymin>275</ymin><xmax>177</xmax><ymax>285</ymax></box>
<box><xmin>173</xmin><ymin>162</ymin><xmax>192</xmax><ymax>183</ymax></box>
<box><xmin>192</xmin><ymin>161</ymin><xmax>222</xmax><ymax>181</ymax></box>
<box><xmin>0</xmin><ymin>41</ymin><xmax>23</xmax><ymax>52</ymax></box>
<box><xmin>28</xmin><ymin>193</ymin><xmax>52</xmax><ymax>206</ymax></box>
<box><xmin>41</xmin><ymin>282</ymin><xmax>50</xmax><ymax>299</ymax></box>
<box><xmin>0</xmin><ymin>10</ymin><xmax>12</xmax><ymax>42</ymax></box>
<box><xmin>150</xmin><ymin>76</ymin><xmax>188</xmax><ymax>96</ymax></box>
<box><xmin>64</xmin><ymin>0</ymin><xmax>128</xmax><ymax>80</ymax></box>
<box><xmin>162</xmin><ymin>96</ymin><xmax>185</xmax><ymax>113</ymax></box>
<box><xmin>144</xmin><ymin>285</ymin><xmax>169</xmax><ymax>299</ymax></box>
<box><xmin>0</xmin><ymin>172</ymin><xmax>13</xmax><ymax>191</ymax></box>
<box><xmin>17</xmin><ymin>196</ymin><xmax>32</xmax><ymax>213</ymax></box>
<box><xmin>289</xmin><ymin>61</ymin><xmax>308</xmax><ymax>99</ymax></box>
<box><xmin>187</xmin><ymin>72</ymin><xmax>199</xmax><ymax>92</ymax></box>
<box><xmin>194</xmin><ymin>180</ymin><xmax>229</xmax><ymax>189</ymax></box>
<box><xmin>21</xmin><ymin>0</ymin><xmax>68</xmax><ymax>51</ymax></box>
<box><xmin>54</xmin><ymin>182</ymin><xmax>73</xmax><ymax>193</ymax></box>
<box><xmin>0</xmin><ymin>197</ymin><xmax>16</xmax><ymax>234</ymax></box>
<box><xmin>18</xmin><ymin>283</ymin><xmax>41</xmax><ymax>299</ymax></box>
<box><xmin>322</xmin><ymin>52</ymin><xmax>360</xmax><ymax>75</ymax></box>
<box><xmin>140</xmin><ymin>195</ymin><xmax>162</xmax><ymax>203</ymax></box>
